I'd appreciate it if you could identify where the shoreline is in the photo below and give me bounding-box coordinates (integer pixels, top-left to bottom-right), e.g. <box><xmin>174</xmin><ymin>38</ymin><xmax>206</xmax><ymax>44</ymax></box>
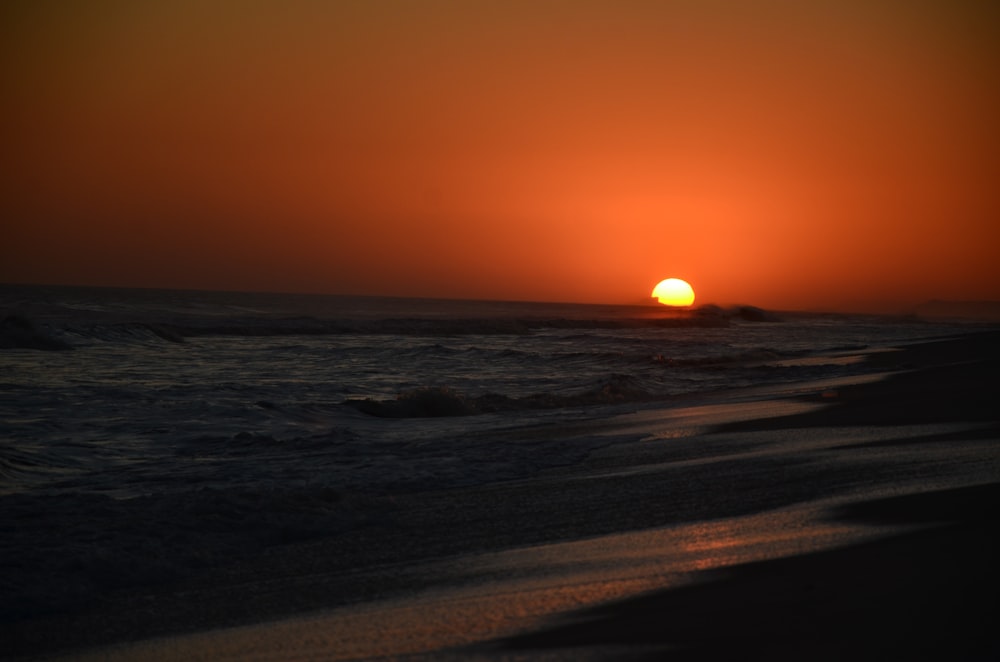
<box><xmin>5</xmin><ymin>329</ymin><xmax>999</xmax><ymax>660</ymax></box>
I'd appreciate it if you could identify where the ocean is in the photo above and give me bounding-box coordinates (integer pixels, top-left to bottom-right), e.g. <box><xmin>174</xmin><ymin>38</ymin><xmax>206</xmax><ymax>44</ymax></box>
<box><xmin>0</xmin><ymin>284</ymin><xmax>990</xmax><ymax>626</ymax></box>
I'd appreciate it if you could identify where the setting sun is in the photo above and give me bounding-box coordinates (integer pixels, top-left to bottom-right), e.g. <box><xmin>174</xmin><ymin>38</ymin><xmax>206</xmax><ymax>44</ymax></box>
<box><xmin>652</xmin><ymin>278</ymin><xmax>695</xmax><ymax>307</ymax></box>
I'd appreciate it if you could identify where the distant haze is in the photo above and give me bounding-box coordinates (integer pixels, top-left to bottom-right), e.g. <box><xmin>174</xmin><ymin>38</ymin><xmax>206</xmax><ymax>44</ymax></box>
<box><xmin>2</xmin><ymin>1</ymin><xmax>998</xmax><ymax>312</ymax></box>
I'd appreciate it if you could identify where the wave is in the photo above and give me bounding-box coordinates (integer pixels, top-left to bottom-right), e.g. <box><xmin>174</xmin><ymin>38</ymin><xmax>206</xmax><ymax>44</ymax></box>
<box><xmin>3</xmin><ymin>288</ymin><xmax>804</xmax><ymax>350</ymax></box>
<box><xmin>0</xmin><ymin>442</ymin><xmax>73</xmax><ymax>486</ymax></box>
<box><xmin>0</xmin><ymin>315</ymin><xmax>72</xmax><ymax>350</ymax></box>
<box><xmin>66</xmin><ymin>322</ymin><xmax>187</xmax><ymax>344</ymax></box>
<box><xmin>2</xmin><ymin>312</ymin><xmax>738</xmax><ymax>348</ymax></box>
<box><xmin>163</xmin><ymin>314</ymin><xmax>731</xmax><ymax>338</ymax></box>
<box><xmin>697</xmin><ymin>304</ymin><xmax>784</xmax><ymax>322</ymax></box>
<box><xmin>344</xmin><ymin>375</ymin><xmax>658</xmax><ymax>418</ymax></box>
<box><xmin>650</xmin><ymin>348</ymin><xmax>789</xmax><ymax>367</ymax></box>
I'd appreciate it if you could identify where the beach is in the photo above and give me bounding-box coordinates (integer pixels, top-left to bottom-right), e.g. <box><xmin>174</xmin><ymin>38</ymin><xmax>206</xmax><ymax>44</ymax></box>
<box><xmin>3</xmin><ymin>327</ymin><xmax>997</xmax><ymax>660</ymax></box>
<box><xmin>5</xmin><ymin>0</ymin><xmax>999</xmax><ymax>656</ymax></box>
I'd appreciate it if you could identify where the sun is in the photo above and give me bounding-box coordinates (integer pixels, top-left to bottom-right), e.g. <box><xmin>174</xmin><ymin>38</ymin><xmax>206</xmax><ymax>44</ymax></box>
<box><xmin>652</xmin><ymin>278</ymin><xmax>695</xmax><ymax>307</ymax></box>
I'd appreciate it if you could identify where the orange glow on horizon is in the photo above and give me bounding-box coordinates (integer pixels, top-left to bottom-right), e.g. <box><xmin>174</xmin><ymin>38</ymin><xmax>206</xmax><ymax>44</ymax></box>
<box><xmin>1</xmin><ymin>2</ymin><xmax>998</xmax><ymax>312</ymax></box>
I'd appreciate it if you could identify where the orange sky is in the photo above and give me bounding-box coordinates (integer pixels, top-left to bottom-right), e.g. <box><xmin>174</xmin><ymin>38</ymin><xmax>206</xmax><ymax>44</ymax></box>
<box><xmin>2</xmin><ymin>1</ymin><xmax>998</xmax><ymax>311</ymax></box>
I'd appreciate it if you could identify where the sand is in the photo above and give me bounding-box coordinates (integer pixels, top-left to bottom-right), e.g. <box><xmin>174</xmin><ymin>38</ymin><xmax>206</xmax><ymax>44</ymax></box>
<box><xmin>6</xmin><ymin>330</ymin><xmax>999</xmax><ymax>661</ymax></box>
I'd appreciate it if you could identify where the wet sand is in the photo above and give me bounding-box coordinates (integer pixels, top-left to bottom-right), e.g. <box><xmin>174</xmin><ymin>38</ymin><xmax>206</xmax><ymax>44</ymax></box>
<box><xmin>7</xmin><ymin>329</ymin><xmax>1000</xmax><ymax>661</ymax></box>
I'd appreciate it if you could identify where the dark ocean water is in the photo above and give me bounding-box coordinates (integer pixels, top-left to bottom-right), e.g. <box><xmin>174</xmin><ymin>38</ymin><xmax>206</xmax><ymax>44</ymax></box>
<box><xmin>0</xmin><ymin>284</ymin><xmax>982</xmax><ymax>499</ymax></box>
<box><xmin>0</xmin><ymin>284</ymin><xmax>989</xmax><ymax>622</ymax></box>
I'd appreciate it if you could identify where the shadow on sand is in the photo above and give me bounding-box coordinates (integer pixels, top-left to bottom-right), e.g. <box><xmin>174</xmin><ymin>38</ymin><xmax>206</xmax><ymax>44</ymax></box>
<box><xmin>493</xmin><ymin>333</ymin><xmax>1000</xmax><ymax>660</ymax></box>
<box><xmin>494</xmin><ymin>481</ymin><xmax>1000</xmax><ymax>661</ymax></box>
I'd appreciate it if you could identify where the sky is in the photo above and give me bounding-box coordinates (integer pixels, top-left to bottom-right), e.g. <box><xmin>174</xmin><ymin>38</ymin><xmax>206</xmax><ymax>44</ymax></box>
<box><xmin>2</xmin><ymin>0</ymin><xmax>998</xmax><ymax>312</ymax></box>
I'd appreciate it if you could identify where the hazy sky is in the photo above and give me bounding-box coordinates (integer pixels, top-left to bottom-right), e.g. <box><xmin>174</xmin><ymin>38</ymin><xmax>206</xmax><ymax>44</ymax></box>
<box><xmin>3</xmin><ymin>0</ymin><xmax>998</xmax><ymax>311</ymax></box>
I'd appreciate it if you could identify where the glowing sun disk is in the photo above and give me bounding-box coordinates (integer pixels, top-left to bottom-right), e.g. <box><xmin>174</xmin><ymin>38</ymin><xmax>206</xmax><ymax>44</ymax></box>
<box><xmin>653</xmin><ymin>278</ymin><xmax>695</xmax><ymax>307</ymax></box>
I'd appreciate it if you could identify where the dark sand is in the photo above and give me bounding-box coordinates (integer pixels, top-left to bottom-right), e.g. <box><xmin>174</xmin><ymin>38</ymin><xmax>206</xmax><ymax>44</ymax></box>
<box><xmin>493</xmin><ymin>484</ymin><xmax>1000</xmax><ymax>661</ymax></box>
<box><xmin>5</xmin><ymin>330</ymin><xmax>999</xmax><ymax>660</ymax></box>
